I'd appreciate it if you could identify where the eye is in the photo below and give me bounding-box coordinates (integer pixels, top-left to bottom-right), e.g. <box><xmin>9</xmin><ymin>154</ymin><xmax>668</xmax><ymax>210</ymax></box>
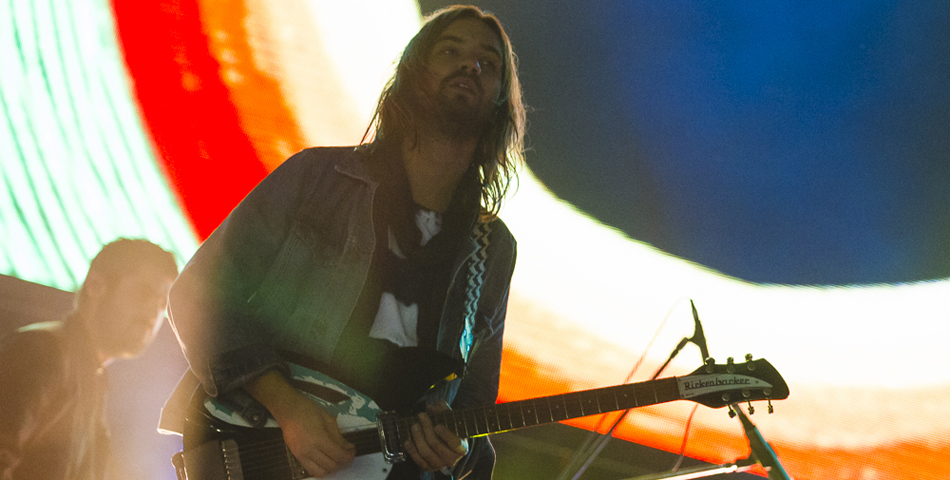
<box><xmin>480</xmin><ymin>56</ymin><xmax>500</xmax><ymax>72</ymax></box>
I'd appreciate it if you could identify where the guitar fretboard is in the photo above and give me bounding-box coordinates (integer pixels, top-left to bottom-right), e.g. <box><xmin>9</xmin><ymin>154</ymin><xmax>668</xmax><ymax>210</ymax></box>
<box><xmin>379</xmin><ymin>377</ymin><xmax>680</xmax><ymax>445</ymax></box>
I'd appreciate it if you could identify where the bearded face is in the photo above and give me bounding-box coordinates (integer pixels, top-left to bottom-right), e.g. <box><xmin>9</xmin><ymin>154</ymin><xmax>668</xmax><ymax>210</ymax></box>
<box><xmin>418</xmin><ymin>18</ymin><xmax>504</xmax><ymax>138</ymax></box>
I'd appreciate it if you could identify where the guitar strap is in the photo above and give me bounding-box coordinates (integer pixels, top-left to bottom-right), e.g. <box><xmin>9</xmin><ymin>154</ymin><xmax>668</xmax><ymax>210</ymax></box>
<box><xmin>459</xmin><ymin>220</ymin><xmax>491</xmax><ymax>364</ymax></box>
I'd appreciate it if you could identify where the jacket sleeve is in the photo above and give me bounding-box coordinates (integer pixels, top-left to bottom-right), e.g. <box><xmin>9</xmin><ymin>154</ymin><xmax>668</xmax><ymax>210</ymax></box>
<box><xmin>444</xmin><ymin>235</ymin><xmax>517</xmax><ymax>480</ymax></box>
<box><xmin>167</xmin><ymin>151</ymin><xmax>314</xmax><ymax>397</ymax></box>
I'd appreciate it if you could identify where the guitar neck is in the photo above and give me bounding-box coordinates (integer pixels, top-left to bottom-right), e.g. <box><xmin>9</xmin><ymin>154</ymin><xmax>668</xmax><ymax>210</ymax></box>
<box><xmin>376</xmin><ymin>377</ymin><xmax>680</xmax><ymax>446</ymax></box>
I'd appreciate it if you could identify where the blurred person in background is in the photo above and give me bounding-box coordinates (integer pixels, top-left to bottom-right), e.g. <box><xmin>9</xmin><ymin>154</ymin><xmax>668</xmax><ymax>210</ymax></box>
<box><xmin>0</xmin><ymin>238</ymin><xmax>178</xmax><ymax>480</ymax></box>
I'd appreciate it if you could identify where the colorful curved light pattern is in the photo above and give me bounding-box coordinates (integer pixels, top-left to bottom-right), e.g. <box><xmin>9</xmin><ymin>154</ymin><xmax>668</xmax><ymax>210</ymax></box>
<box><xmin>1</xmin><ymin>1</ymin><xmax>948</xmax><ymax>479</ymax></box>
<box><xmin>0</xmin><ymin>0</ymin><xmax>196</xmax><ymax>286</ymax></box>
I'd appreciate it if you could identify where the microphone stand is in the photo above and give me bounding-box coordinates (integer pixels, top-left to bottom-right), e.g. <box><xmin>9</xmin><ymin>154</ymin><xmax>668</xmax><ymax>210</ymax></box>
<box><xmin>617</xmin><ymin>458</ymin><xmax>758</xmax><ymax>480</ymax></box>
<box><xmin>557</xmin><ymin>301</ymin><xmax>711</xmax><ymax>480</ymax></box>
<box><xmin>733</xmin><ymin>405</ymin><xmax>792</xmax><ymax>480</ymax></box>
<box><xmin>619</xmin><ymin>404</ymin><xmax>792</xmax><ymax>480</ymax></box>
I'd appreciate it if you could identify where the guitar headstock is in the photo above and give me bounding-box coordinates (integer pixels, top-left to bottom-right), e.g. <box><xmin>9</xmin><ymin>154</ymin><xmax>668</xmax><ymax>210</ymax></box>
<box><xmin>678</xmin><ymin>355</ymin><xmax>789</xmax><ymax>411</ymax></box>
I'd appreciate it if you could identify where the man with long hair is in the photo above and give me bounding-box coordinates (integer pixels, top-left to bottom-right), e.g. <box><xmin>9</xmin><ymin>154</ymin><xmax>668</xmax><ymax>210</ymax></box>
<box><xmin>0</xmin><ymin>239</ymin><xmax>178</xmax><ymax>480</ymax></box>
<box><xmin>165</xmin><ymin>5</ymin><xmax>526</xmax><ymax>478</ymax></box>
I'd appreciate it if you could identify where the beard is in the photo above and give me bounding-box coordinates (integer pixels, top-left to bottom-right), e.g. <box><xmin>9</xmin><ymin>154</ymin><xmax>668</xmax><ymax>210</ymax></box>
<box><xmin>429</xmin><ymin>97</ymin><xmax>482</xmax><ymax>140</ymax></box>
<box><xmin>422</xmin><ymin>76</ymin><xmax>494</xmax><ymax>140</ymax></box>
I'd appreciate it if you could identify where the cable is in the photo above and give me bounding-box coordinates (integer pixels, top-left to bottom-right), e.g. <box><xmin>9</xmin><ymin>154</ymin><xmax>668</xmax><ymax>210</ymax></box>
<box><xmin>671</xmin><ymin>404</ymin><xmax>699</xmax><ymax>472</ymax></box>
<box><xmin>555</xmin><ymin>298</ymin><xmax>693</xmax><ymax>480</ymax></box>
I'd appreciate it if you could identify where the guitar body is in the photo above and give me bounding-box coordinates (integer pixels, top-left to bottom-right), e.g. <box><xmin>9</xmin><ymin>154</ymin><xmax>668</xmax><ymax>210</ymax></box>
<box><xmin>180</xmin><ymin>349</ymin><xmax>460</xmax><ymax>480</ymax></box>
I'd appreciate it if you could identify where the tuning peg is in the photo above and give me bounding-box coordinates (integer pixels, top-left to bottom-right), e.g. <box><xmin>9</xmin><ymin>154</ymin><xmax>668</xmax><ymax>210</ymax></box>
<box><xmin>747</xmin><ymin>401</ymin><xmax>755</xmax><ymax>415</ymax></box>
<box><xmin>767</xmin><ymin>398</ymin><xmax>774</xmax><ymax>414</ymax></box>
<box><xmin>745</xmin><ymin>354</ymin><xmax>756</xmax><ymax>371</ymax></box>
<box><xmin>704</xmin><ymin>357</ymin><xmax>716</xmax><ymax>373</ymax></box>
<box><xmin>726</xmin><ymin>357</ymin><xmax>735</xmax><ymax>373</ymax></box>
<box><xmin>727</xmin><ymin>405</ymin><xmax>736</xmax><ymax>418</ymax></box>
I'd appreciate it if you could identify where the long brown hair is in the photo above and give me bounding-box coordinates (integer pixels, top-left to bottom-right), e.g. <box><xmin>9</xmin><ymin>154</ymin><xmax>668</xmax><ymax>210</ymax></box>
<box><xmin>364</xmin><ymin>5</ymin><xmax>526</xmax><ymax>218</ymax></box>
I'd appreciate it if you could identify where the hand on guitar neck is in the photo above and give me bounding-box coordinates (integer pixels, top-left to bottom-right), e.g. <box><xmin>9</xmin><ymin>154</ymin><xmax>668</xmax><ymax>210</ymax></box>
<box><xmin>403</xmin><ymin>401</ymin><xmax>468</xmax><ymax>474</ymax></box>
<box><xmin>246</xmin><ymin>370</ymin><xmax>465</xmax><ymax>478</ymax></box>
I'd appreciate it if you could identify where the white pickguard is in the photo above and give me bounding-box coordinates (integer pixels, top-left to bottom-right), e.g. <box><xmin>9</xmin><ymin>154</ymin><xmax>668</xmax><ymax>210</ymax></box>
<box><xmin>204</xmin><ymin>363</ymin><xmax>394</xmax><ymax>480</ymax></box>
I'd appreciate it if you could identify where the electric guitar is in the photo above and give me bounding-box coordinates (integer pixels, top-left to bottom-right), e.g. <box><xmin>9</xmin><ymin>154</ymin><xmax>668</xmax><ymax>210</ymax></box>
<box><xmin>177</xmin><ymin>352</ymin><xmax>788</xmax><ymax>480</ymax></box>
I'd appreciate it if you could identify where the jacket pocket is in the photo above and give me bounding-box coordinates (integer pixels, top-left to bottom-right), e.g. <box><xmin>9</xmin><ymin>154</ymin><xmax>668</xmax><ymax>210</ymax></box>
<box><xmin>249</xmin><ymin>211</ymin><xmax>349</xmax><ymax>312</ymax></box>
<box><xmin>246</xmin><ymin>231</ymin><xmax>317</xmax><ymax>320</ymax></box>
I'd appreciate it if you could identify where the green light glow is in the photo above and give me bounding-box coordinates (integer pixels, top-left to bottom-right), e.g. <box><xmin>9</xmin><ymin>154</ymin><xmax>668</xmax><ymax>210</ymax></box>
<box><xmin>0</xmin><ymin>0</ymin><xmax>197</xmax><ymax>291</ymax></box>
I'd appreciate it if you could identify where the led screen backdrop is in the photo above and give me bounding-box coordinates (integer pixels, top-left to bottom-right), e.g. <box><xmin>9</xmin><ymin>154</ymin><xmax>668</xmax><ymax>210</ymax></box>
<box><xmin>1</xmin><ymin>0</ymin><xmax>948</xmax><ymax>479</ymax></box>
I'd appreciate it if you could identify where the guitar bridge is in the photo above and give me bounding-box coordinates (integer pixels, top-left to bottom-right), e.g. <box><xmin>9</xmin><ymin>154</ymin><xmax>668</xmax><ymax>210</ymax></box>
<box><xmin>376</xmin><ymin>411</ymin><xmax>408</xmax><ymax>464</ymax></box>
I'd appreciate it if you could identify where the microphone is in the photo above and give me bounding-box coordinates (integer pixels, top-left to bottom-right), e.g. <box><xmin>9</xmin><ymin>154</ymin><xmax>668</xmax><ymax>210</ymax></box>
<box><xmin>651</xmin><ymin>299</ymin><xmax>708</xmax><ymax>381</ymax></box>
<box><xmin>689</xmin><ymin>300</ymin><xmax>710</xmax><ymax>361</ymax></box>
<box><xmin>735</xmin><ymin>407</ymin><xmax>793</xmax><ymax>480</ymax></box>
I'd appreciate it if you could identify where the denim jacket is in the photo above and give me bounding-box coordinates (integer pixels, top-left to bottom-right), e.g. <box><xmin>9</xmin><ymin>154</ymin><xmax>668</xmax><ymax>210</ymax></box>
<box><xmin>166</xmin><ymin>146</ymin><xmax>516</xmax><ymax>479</ymax></box>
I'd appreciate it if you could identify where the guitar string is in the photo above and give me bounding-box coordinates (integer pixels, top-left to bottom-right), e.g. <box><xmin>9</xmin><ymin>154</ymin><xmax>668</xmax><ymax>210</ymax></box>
<box><xmin>235</xmin><ymin>404</ymin><xmax>572</xmax><ymax>476</ymax></box>
<box><xmin>226</xmin><ymin>407</ymin><xmax>495</xmax><ymax>470</ymax></box>
<box><xmin>230</xmin><ymin>414</ymin><xmax>458</xmax><ymax>472</ymax></box>
<box><xmin>235</xmin><ymin>409</ymin><xmax>528</xmax><ymax>473</ymax></box>
<box><xmin>214</xmin><ymin>368</ymin><xmax>768</xmax><ymax>477</ymax></box>
<box><xmin>221</xmin><ymin>384</ymin><xmax>677</xmax><ymax>471</ymax></box>
<box><xmin>235</xmin><ymin>433</ymin><xmax>380</xmax><ymax>473</ymax></box>
<box><xmin>240</xmin><ymin>384</ymin><xmax>655</xmax><ymax>454</ymax></box>
<box><xmin>231</xmin><ymin>413</ymin><xmax>486</xmax><ymax>473</ymax></box>
<box><xmin>231</xmin><ymin>429</ymin><xmax>382</xmax><ymax>457</ymax></box>
<box><xmin>226</xmin><ymin>409</ymin><xmax>491</xmax><ymax>472</ymax></box>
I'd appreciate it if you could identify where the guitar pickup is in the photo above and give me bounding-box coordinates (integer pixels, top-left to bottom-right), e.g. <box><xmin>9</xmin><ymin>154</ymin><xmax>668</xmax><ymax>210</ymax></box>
<box><xmin>177</xmin><ymin>439</ymin><xmax>244</xmax><ymax>480</ymax></box>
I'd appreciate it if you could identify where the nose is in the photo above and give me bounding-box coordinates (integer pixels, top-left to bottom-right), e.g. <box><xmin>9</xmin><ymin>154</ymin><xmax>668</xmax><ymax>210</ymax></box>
<box><xmin>460</xmin><ymin>55</ymin><xmax>481</xmax><ymax>75</ymax></box>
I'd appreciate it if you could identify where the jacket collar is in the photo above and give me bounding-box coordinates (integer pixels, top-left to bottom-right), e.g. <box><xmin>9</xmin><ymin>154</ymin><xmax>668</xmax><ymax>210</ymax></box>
<box><xmin>332</xmin><ymin>145</ymin><xmax>374</xmax><ymax>183</ymax></box>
